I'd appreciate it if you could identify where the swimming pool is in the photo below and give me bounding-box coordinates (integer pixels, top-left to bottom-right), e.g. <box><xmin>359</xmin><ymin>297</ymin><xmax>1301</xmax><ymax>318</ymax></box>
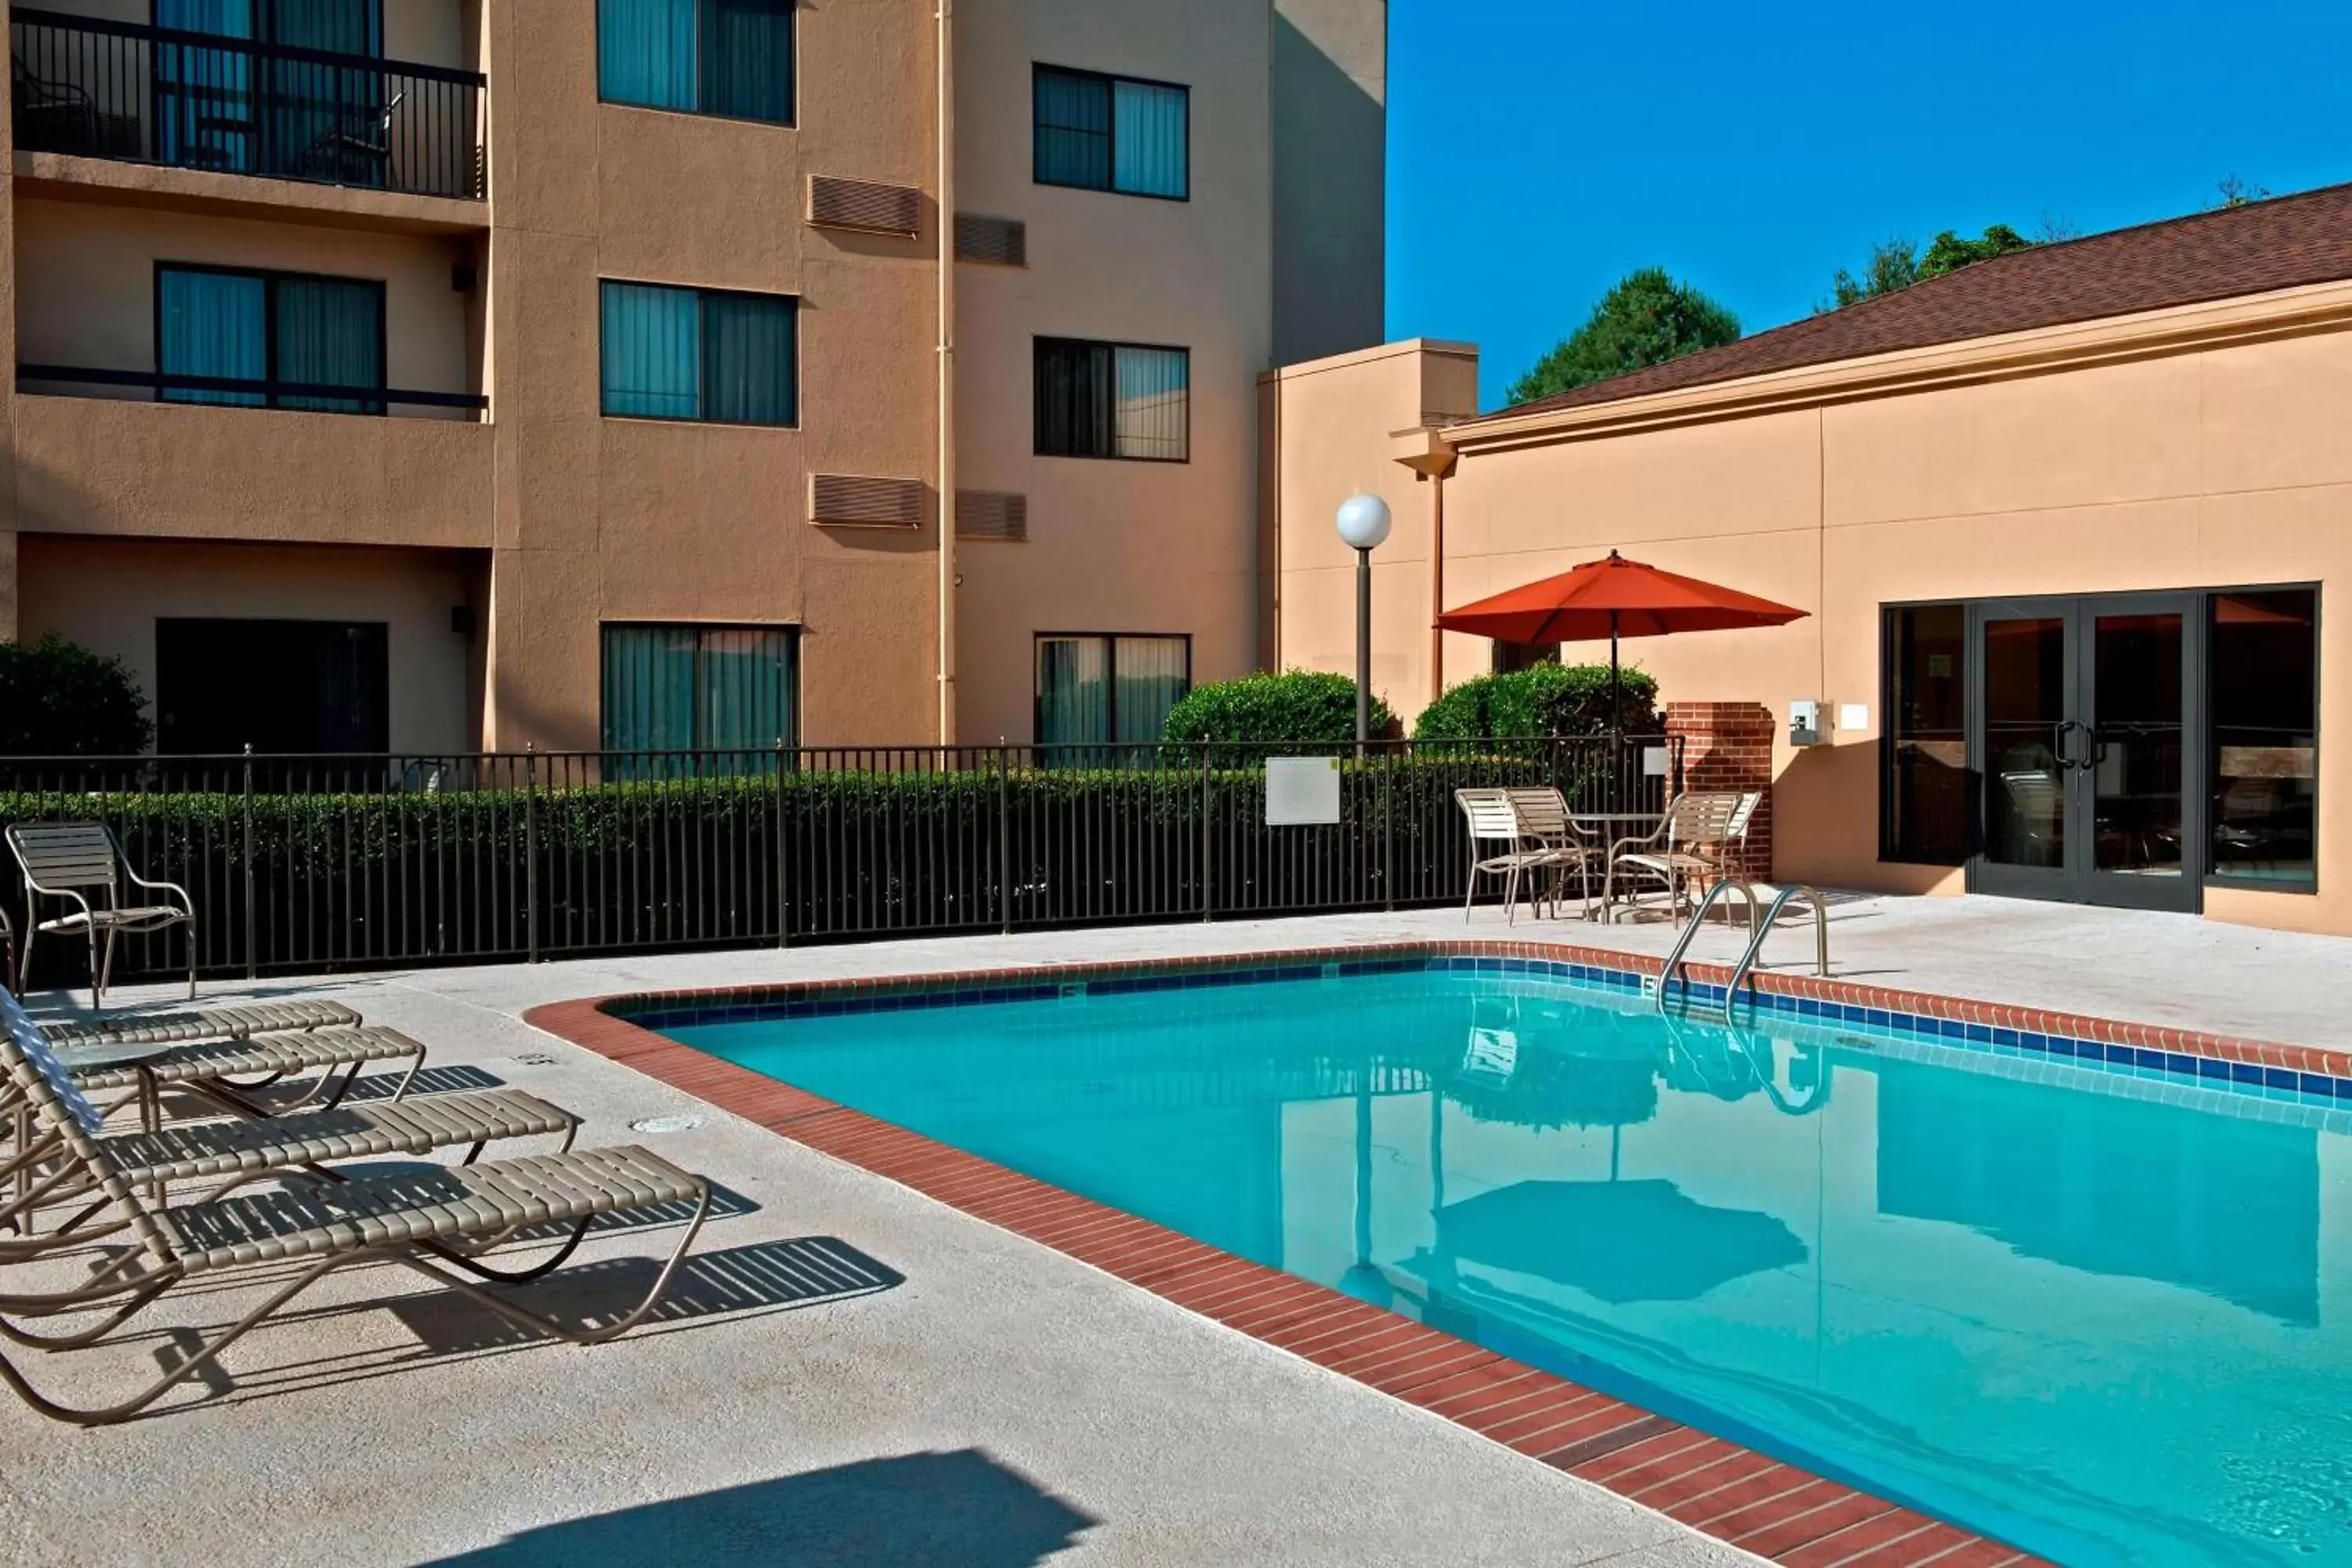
<box><xmin>666</xmin><ymin>961</ymin><xmax>2352</xmax><ymax>1568</ymax></box>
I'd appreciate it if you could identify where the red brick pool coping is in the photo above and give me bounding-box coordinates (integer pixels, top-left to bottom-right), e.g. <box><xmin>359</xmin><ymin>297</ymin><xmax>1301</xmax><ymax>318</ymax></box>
<box><xmin>514</xmin><ymin>934</ymin><xmax>2336</xmax><ymax>1568</ymax></box>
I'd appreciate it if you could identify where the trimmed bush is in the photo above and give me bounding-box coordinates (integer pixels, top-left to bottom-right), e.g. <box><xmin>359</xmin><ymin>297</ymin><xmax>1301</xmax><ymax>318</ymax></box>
<box><xmin>1412</xmin><ymin>662</ymin><xmax>1660</xmax><ymax>745</ymax></box>
<box><xmin>1161</xmin><ymin>670</ymin><xmax>1396</xmax><ymax>760</ymax></box>
<box><xmin>0</xmin><ymin>636</ymin><xmax>154</xmax><ymax>756</ymax></box>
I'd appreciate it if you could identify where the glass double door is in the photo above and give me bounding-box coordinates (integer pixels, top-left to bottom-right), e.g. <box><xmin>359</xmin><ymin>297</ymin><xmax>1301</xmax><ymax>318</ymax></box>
<box><xmin>1972</xmin><ymin>593</ymin><xmax>2200</xmax><ymax>911</ymax></box>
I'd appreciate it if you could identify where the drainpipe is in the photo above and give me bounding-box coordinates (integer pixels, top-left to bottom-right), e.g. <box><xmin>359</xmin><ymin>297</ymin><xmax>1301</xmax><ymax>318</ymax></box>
<box><xmin>1392</xmin><ymin>427</ymin><xmax>1458</xmax><ymax>708</ymax></box>
<box><xmin>935</xmin><ymin>0</ymin><xmax>958</xmax><ymax>745</ymax></box>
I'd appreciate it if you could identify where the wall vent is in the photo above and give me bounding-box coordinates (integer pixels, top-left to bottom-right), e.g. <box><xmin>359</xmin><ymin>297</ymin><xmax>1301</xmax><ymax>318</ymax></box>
<box><xmin>811</xmin><ymin>474</ymin><xmax>927</xmax><ymax>528</ymax></box>
<box><xmin>808</xmin><ymin>175</ymin><xmax>922</xmax><ymax>238</ymax></box>
<box><xmin>956</xmin><ymin>490</ymin><xmax>1029</xmax><ymax>541</ymax></box>
<box><xmin>954</xmin><ymin>212</ymin><xmax>1028</xmax><ymax>267</ymax></box>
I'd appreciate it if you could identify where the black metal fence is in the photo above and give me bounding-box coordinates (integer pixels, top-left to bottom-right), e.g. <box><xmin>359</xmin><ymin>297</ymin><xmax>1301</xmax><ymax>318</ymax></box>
<box><xmin>0</xmin><ymin>737</ymin><xmax>1680</xmax><ymax>987</ymax></box>
<box><xmin>12</xmin><ymin>9</ymin><xmax>486</xmax><ymax>201</ymax></box>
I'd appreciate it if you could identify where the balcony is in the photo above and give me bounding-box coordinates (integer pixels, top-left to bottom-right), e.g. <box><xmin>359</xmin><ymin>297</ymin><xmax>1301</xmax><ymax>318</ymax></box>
<box><xmin>11</xmin><ymin>9</ymin><xmax>485</xmax><ymax>201</ymax></box>
<box><xmin>14</xmin><ymin>366</ymin><xmax>485</xmax><ymax>419</ymax></box>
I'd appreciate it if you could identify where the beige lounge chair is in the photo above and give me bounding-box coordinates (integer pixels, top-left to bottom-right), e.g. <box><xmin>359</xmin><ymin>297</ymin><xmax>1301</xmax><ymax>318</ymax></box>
<box><xmin>0</xmin><ymin>989</ymin><xmax>710</xmax><ymax>1426</ymax></box>
<box><xmin>8</xmin><ymin>822</ymin><xmax>196</xmax><ymax>1008</ymax></box>
<box><xmin>40</xmin><ymin>999</ymin><xmax>361</xmax><ymax>1053</ymax></box>
<box><xmin>1602</xmin><ymin>791</ymin><xmax>1763</xmax><ymax>924</ymax></box>
<box><xmin>1457</xmin><ymin>788</ymin><xmax>1581</xmax><ymax>924</ymax></box>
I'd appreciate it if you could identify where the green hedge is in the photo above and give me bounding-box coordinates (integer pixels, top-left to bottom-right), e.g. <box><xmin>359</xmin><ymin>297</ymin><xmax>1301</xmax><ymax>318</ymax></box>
<box><xmin>1162</xmin><ymin>670</ymin><xmax>1396</xmax><ymax>761</ymax></box>
<box><xmin>1413</xmin><ymin>662</ymin><xmax>1661</xmax><ymax>746</ymax></box>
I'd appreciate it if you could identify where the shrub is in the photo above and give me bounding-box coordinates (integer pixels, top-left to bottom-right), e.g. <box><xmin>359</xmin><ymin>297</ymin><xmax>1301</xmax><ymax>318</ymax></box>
<box><xmin>0</xmin><ymin>636</ymin><xmax>154</xmax><ymax>756</ymax></box>
<box><xmin>1412</xmin><ymin>662</ymin><xmax>1660</xmax><ymax>745</ymax></box>
<box><xmin>1161</xmin><ymin>670</ymin><xmax>1396</xmax><ymax>760</ymax></box>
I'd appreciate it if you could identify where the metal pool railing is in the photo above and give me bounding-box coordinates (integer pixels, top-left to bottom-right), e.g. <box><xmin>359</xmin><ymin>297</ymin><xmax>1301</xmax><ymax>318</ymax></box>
<box><xmin>0</xmin><ymin>735</ymin><xmax>1681</xmax><ymax>985</ymax></box>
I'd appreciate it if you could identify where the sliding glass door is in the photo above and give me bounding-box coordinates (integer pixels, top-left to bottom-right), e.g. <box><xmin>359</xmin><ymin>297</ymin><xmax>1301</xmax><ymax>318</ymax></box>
<box><xmin>1969</xmin><ymin>593</ymin><xmax>2199</xmax><ymax>911</ymax></box>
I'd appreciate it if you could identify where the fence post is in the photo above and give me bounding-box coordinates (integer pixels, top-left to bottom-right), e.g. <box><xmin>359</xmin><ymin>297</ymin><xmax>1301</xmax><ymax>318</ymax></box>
<box><xmin>1382</xmin><ymin>747</ymin><xmax>1396</xmax><ymax>913</ymax></box>
<box><xmin>997</xmin><ymin>746</ymin><xmax>1013</xmax><ymax>935</ymax></box>
<box><xmin>1200</xmin><ymin>742</ymin><xmax>1213</xmax><ymax>924</ymax></box>
<box><xmin>241</xmin><ymin>744</ymin><xmax>256</xmax><ymax>982</ymax></box>
<box><xmin>523</xmin><ymin>746</ymin><xmax>539</xmax><ymax>965</ymax></box>
<box><xmin>775</xmin><ymin>737</ymin><xmax>789</xmax><ymax>949</ymax></box>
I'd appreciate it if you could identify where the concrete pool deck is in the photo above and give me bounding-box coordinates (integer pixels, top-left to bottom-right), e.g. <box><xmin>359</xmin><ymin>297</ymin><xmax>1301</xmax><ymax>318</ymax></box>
<box><xmin>7</xmin><ymin>892</ymin><xmax>2339</xmax><ymax>1566</ymax></box>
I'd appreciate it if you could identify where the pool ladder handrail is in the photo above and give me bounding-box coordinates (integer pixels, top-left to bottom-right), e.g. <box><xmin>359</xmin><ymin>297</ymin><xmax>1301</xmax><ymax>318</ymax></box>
<box><xmin>1650</xmin><ymin>878</ymin><xmax>1761</xmax><ymax>1012</ymax></box>
<box><xmin>1722</xmin><ymin>884</ymin><xmax>1831</xmax><ymax>1022</ymax></box>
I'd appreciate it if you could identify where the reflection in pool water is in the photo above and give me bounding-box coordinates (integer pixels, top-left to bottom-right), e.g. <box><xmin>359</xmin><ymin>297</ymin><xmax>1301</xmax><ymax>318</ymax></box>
<box><xmin>674</xmin><ymin>969</ymin><xmax>2350</xmax><ymax>1568</ymax></box>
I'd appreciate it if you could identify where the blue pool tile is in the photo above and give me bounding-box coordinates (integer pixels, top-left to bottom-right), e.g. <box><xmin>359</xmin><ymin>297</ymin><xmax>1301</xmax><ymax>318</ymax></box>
<box><xmin>2163</xmin><ymin>1053</ymin><xmax>2198</xmax><ymax>1078</ymax></box>
<box><xmin>2232</xmin><ymin>1063</ymin><xmax>2265</xmax><ymax>1085</ymax></box>
<box><xmin>2198</xmin><ymin>1058</ymin><xmax>2230</xmax><ymax>1080</ymax></box>
<box><xmin>2266</xmin><ymin>1068</ymin><xmax>2299</xmax><ymax>1091</ymax></box>
<box><xmin>2017</xmin><ymin>1032</ymin><xmax>2048</xmax><ymax>1053</ymax></box>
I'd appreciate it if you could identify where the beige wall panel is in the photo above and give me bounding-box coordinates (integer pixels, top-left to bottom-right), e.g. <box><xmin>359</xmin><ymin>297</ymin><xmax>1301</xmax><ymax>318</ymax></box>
<box><xmin>800</xmin><ymin>557</ymin><xmax>939</xmax><ymax>744</ymax></box>
<box><xmin>13</xmin><ymin>395</ymin><xmax>492</xmax><ymax>546</ymax></box>
<box><xmin>1825</xmin><ymin>355</ymin><xmax>2201</xmax><ymax>528</ymax></box>
<box><xmin>18</xmin><ymin>535</ymin><xmax>478</xmax><ymax>753</ymax></box>
<box><xmin>2198</xmin><ymin>332</ymin><xmax>2352</xmax><ymax>496</ymax></box>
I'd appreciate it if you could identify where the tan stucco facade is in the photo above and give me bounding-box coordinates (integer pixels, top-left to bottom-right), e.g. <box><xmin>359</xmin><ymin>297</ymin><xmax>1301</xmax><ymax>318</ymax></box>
<box><xmin>1269</xmin><ymin>288</ymin><xmax>2352</xmax><ymax>935</ymax></box>
<box><xmin>0</xmin><ymin>0</ymin><xmax>1387</xmax><ymax>752</ymax></box>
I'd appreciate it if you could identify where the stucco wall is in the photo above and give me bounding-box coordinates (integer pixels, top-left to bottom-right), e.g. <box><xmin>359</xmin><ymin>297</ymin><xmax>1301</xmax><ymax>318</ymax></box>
<box><xmin>952</xmin><ymin>0</ymin><xmax>1278</xmax><ymax>746</ymax></box>
<box><xmin>1271</xmin><ymin>0</ymin><xmax>1385</xmax><ymax>366</ymax></box>
<box><xmin>18</xmin><ymin>535</ymin><xmax>482</xmax><ymax>754</ymax></box>
<box><xmin>1274</xmin><ymin>320</ymin><xmax>2352</xmax><ymax>935</ymax></box>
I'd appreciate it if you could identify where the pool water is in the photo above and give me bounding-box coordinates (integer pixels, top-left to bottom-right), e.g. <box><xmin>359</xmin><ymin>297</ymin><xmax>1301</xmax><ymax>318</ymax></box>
<box><xmin>673</xmin><ymin>968</ymin><xmax>2352</xmax><ymax>1568</ymax></box>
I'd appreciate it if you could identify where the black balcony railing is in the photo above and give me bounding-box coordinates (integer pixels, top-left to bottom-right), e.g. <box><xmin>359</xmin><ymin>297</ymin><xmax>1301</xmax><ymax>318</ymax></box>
<box><xmin>15</xmin><ymin>364</ymin><xmax>486</xmax><ymax>419</ymax></box>
<box><xmin>11</xmin><ymin>9</ymin><xmax>485</xmax><ymax>201</ymax></box>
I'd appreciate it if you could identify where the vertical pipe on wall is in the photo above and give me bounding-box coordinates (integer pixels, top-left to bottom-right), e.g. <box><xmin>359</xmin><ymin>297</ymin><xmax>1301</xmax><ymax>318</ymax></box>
<box><xmin>1427</xmin><ymin>472</ymin><xmax>1446</xmax><ymax>708</ymax></box>
<box><xmin>935</xmin><ymin>0</ymin><xmax>959</xmax><ymax>745</ymax></box>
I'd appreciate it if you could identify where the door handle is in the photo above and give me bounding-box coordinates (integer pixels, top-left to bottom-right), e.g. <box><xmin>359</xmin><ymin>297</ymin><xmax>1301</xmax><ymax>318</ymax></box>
<box><xmin>2053</xmin><ymin>718</ymin><xmax>2086</xmax><ymax>771</ymax></box>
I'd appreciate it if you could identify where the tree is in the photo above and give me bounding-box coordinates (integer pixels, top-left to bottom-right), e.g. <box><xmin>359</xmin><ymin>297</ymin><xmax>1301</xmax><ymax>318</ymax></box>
<box><xmin>0</xmin><ymin>635</ymin><xmax>154</xmax><ymax>755</ymax></box>
<box><xmin>2213</xmin><ymin>175</ymin><xmax>2270</xmax><ymax>209</ymax></box>
<box><xmin>1504</xmin><ymin>269</ymin><xmax>1740</xmax><ymax>406</ymax></box>
<box><xmin>1828</xmin><ymin>223</ymin><xmax>2037</xmax><ymax>308</ymax></box>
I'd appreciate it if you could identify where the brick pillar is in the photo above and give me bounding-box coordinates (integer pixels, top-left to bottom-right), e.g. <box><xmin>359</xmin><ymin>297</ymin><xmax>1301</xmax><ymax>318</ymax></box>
<box><xmin>1665</xmin><ymin>701</ymin><xmax>1776</xmax><ymax>883</ymax></box>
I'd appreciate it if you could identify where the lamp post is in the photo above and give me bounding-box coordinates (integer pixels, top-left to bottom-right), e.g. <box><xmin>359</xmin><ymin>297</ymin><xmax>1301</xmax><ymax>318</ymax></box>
<box><xmin>1335</xmin><ymin>494</ymin><xmax>1392</xmax><ymax>756</ymax></box>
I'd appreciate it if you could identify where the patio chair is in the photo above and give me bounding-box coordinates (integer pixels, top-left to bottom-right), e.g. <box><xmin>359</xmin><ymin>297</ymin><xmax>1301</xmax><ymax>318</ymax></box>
<box><xmin>1456</xmin><ymin>789</ymin><xmax>1580</xmax><ymax>925</ymax></box>
<box><xmin>0</xmin><ymin>989</ymin><xmax>711</xmax><ymax>1426</ymax></box>
<box><xmin>8</xmin><ymin>822</ymin><xmax>197</xmax><ymax>1009</ymax></box>
<box><xmin>38</xmin><ymin>998</ymin><xmax>361</xmax><ymax>1054</ymax></box>
<box><xmin>10</xmin><ymin>56</ymin><xmax>99</xmax><ymax>157</ymax></box>
<box><xmin>1602</xmin><ymin>791</ymin><xmax>1763</xmax><ymax>924</ymax></box>
<box><xmin>1504</xmin><ymin>787</ymin><xmax>1602</xmax><ymax>919</ymax></box>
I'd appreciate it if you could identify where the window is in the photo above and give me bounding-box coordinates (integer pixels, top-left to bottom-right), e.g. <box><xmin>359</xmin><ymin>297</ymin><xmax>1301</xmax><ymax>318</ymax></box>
<box><xmin>1033</xmin><ymin>64</ymin><xmax>1188</xmax><ymax>199</ymax></box>
<box><xmin>156</xmin><ymin>263</ymin><xmax>384</xmax><ymax>413</ymax></box>
<box><xmin>154</xmin><ymin>0</ymin><xmax>387</xmax><ymax>183</ymax></box>
<box><xmin>601</xmin><ymin>281</ymin><xmax>797</xmax><ymax>426</ymax></box>
<box><xmin>155</xmin><ymin>619</ymin><xmax>389</xmax><ymax>754</ymax></box>
<box><xmin>1034</xmin><ymin>338</ymin><xmax>1189</xmax><ymax>461</ymax></box>
<box><xmin>601</xmin><ymin>624</ymin><xmax>799</xmax><ymax>764</ymax></box>
<box><xmin>598</xmin><ymin>0</ymin><xmax>795</xmax><ymax>126</ymax></box>
<box><xmin>2210</xmin><ymin>589</ymin><xmax>2318</xmax><ymax>887</ymax></box>
<box><xmin>1036</xmin><ymin>635</ymin><xmax>1190</xmax><ymax>753</ymax></box>
<box><xmin>1882</xmin><ymin>604</ymin><xmax>1968</xmax><ymax>863</ymax></box>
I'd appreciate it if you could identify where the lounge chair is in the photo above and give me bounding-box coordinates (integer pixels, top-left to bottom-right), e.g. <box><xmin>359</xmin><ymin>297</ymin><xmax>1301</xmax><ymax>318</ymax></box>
<box><xmin>1602</xmin><ymin>791</ymin><xmax>1762</xmax><ymax>924</ymax></box>
<box><xmin>40</xmin><ymin>999</ymin><xmax>361</xmax><ymax>1053</ymax></box>
<box><xmin>1456</xmin><ymin>788</ymin><xmax>1581</xmax><ymax>924</ymax></box>
<box><xmin>0</xmin><ymin>989</ymin><xmax>710</xmax><ymax>1426</ymax></box>
<box><xmin>8</xmin><ymin>822</ymin><xmax>197</xmax><ymax>1009</ymax></box>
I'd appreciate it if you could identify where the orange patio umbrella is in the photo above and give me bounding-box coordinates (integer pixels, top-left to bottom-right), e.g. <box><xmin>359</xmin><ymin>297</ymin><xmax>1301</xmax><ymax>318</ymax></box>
<box><xmin>1436</xmin><ymin>550</ymin><xmax>1809</xmax><ymax>716</ymax></box>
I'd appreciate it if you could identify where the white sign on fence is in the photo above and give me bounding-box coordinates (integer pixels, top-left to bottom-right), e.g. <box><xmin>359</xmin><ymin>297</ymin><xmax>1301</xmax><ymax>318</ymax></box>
<box><xmin>1265</xmin><ymin>756</ymin><xmax>1343</xmax><ymax>826</ymax></box>
<box><xmin>1642</xmin><ymin>746</ymin><xmax>1669</xmax><ymax>778</ymax></box>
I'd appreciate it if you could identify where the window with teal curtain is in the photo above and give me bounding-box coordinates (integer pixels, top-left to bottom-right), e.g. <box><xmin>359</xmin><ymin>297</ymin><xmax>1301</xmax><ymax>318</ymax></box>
<box><xmin>701</xmin><ymin>0</ymin><xmax>794</xmax><ymax>125</ymax></box>
<box><xmin>1113</xmin><ymin>347</ymin><xmax>1189</xmax><ymax>460</ymax></box>
<box><xmin>601</xmin><ymin>0</ymin><xmax>793</xmax><ymax>125</ymax></box>
<box><xmin>702</xmin><ymin>291</ymin><xmax>796</xmax><ymax>426</ymax></box>
<box><xmin>158</xmin><ymin>268</ymin><xmax>267</xmax><ymax>407</ymax></box>
<box><xmin>598</xmin><ymin>0</ymin><xmax>698</xmax><ymax>111</ymax></box>
<box><xmin>274</xmin><ymin>275</ymin><xmax>383</xmax><ymax>414</ymax></box>
<box><xmin>1036</xmin><ymin>637</ymin><xmax>1110</xmax><ymax>754</ymax></box>
<box><xmin>1033</xmin><ymin>67</ymin><xmax>1110</xmax><ymax>189</ymax></box>
<box><xmin>602</xmin><ymin>281</ymin><xmax>796</xmax><ymax>425</ymax></box>
<box><xmin>602</xmin><ymin>624</ymin><xmax>797</xmax><ymax>774</ymax></box>
<box><xmin>601</xmin><ymin>281</ymin><xmax>702</xmax><ymax>419</ymax></box>
<box><xmin>260</xmin><ymin>0</ymin><xmax>386</xmax><ymax>186</ymax></box>
<box><xmin>1112</xmin><ymin>637</ymin><xmax>1189</xmax><ymax>747</ymax></box>
<box><xmin>1112</xmin><ymin>80</ymin><xmax>1187</xmax><ymax>198</ymax></box>
<box><xmin>157</xmin><ymin>0</ymin><xmax>256</xmax><ymax>174</ymax></box>
<box><xmin>1034</xmin><ymin>66</ymin><xmax>1186</xmax><ymax>198</ymax></box>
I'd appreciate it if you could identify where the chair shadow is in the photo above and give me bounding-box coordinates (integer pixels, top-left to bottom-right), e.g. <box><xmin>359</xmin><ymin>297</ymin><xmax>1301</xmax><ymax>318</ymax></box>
<box><xmin>424</xmin><ymin>1448</ymin><xmax>1098</xmax><ymax>1568</ymax></box>
<box><xmin>339</xmin><ymin>1063</ymin><xmax>509</xmax><ymax>1101</ymax></box>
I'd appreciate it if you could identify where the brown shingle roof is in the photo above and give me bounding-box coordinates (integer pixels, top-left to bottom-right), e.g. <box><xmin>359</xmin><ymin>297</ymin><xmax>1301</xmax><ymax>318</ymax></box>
<box><xmin>1485</xmin><ymin>181</ymin><xmax>2352</xmax><ymax>421</ymax></box>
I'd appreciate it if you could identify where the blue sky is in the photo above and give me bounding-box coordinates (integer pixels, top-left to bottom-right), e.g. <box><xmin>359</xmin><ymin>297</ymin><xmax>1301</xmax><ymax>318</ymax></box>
<box><xmin>1387</xmin><ymin>0</ymin><xmax>2352</xmax><ymax>410</ymax></box>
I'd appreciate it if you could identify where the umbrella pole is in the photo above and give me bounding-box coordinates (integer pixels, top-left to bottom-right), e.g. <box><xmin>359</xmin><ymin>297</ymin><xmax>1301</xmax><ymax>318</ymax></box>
<box><xmin>1609</xmin><ymin>611</ymin><xmax>1621</xmax><ymax>734</ymax></box>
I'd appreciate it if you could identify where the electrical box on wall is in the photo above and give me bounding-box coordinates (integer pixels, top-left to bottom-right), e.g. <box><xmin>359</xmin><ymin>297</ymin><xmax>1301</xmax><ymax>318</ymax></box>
<box><xmin>1789</xmin><ymin>699</ymin><xmax>1824</xmax><ymax>747</ymax></box>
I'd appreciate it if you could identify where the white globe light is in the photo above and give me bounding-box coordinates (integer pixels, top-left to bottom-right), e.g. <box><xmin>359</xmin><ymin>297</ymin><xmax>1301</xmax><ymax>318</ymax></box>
<box><xmin>1334</xmin><ymin>493</ymin><xmax>1393</xmax><ymax>551</ymax></box>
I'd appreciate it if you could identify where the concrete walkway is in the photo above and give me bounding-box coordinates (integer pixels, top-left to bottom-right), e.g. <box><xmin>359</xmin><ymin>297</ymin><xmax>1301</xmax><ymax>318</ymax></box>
<box><xmin>9</xmin><ymin>892</ymin><xmax>2340</xmax><ymax>1566</ymax></box>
